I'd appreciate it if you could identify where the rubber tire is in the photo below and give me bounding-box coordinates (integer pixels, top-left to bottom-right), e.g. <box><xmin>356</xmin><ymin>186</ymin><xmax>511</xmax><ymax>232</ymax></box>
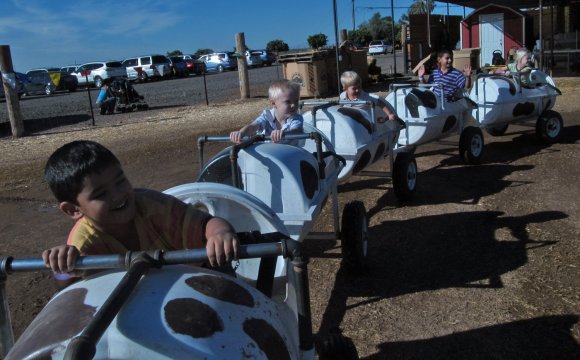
<box><xmin>44</xmin><ymin>85</ymin><xmax>53</xmax><ymax>96</ymax></box>
<box><xmin>317</xmin><ymin>334</ymin><xmax>359</xmax><ymax>360</ymax></box>
<box><xmin>486</xmin><ymin>124</ymin><xmax>509</xmax><ymax>136</ymax></box>
<box><xmin>536</xmin><ymin>110</ymin><xmax>563</xmax><ymax>144</ymax></box>
<box><xmin>340</xmin><ymin>201</ymin><xmax>368</xmax><ymax>274</ymax></box>
<box><xmin>94</xmin><ymin>77</ymin><xmax>103</xmax><ymax>88</ymax></box>
<box><xmin>216</xmin><ymin>65</ymin><xmax>224</xmax><ymax>73</ymax></box>
<box><xmin>459</xmin><ymin>126</ymin><xmax>484</xmax><ymax>165</ymax></box>
<box><xmin>139</xmin><ymin>73</ymin><xmax>148</xmax><ymax>83</ymax></box>
<box><xmin>392</xmin><ymin>152</ymin><xmax>417</xmax><ymax>201</ymax></box>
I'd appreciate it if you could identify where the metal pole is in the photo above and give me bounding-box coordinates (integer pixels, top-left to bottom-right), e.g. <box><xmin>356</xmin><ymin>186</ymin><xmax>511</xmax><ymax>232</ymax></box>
<box><xmin>0</xmin><ymin>271</ymin><xmax>14</xmax><ymax>358</ymax></box>
<box><xmin>391</xmin><ymin>0</ymin><xmax>397</xmax><ymax>75</ymax></box>
<box><xmin>352</xmin><ymin>0</ymin><xmax>356</xmax><ymax>32</ymax></box>
<box><xmin>85</xmin><ymin>73</ymin><xmax>95</xmax><ymax>126</ymax></box>
<box><xmin>539</xmin><ymin>0</ymin><xmax>544</xmax><ymax>70</ymax></box>
<box><xmin>333</xmin><ymin>0</ymin><xmax>341</xmax><ymax>96</ymax></box>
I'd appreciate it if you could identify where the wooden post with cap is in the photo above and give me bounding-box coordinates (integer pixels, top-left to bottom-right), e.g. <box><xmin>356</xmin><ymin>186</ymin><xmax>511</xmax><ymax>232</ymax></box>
<box><xmin>235</xmin><ymin>32</ymin><xmax>250</xmax><ymax>99</ymax></box>
<box><xmin>0</xmin><ymin>45</ymin><xmax>25</xmax><ymax>137</ymax></box>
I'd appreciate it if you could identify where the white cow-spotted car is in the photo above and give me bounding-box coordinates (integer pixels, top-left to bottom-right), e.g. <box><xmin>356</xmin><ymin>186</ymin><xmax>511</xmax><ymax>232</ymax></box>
<box><xmin>469</xmin><ymin>69</ymin><xmax>563</xmax><ymax>143</ymax></box>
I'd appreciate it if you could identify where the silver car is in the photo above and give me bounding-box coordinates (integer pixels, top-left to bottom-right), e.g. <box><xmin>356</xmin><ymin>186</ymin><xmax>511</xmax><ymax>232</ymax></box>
<box><xmin>73</xmin><ymin>61</ymin><xmax>127</xmax><ymax>88</ymax></box>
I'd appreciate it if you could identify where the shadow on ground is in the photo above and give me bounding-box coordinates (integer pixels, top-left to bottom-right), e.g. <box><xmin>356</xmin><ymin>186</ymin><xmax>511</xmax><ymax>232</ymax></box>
<box><xmin>309</xmin><ymin>210</ymin><xmax>568</xmax><ymax>353</ymax></box>
<box><xmin>363</xmin><ymin>315</ymin><xmax>580</xmax><ymax>360</ymax></box>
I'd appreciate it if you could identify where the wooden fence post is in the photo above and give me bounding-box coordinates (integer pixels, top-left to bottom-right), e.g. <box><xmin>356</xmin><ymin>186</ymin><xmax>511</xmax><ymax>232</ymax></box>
<box><xmin>0</xmin><ymin>45</ymin><xmax>25</xmax><ymax>137</ymax></box>
<box><xmin>235</xmin><ymin>33</ymin><xmax>250</xmax><ymax>99</ymax></box>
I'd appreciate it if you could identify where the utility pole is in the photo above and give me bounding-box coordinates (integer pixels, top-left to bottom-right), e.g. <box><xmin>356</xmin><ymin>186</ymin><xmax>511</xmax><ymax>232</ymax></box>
<box><xmin>235</xmin><ymin>32</ymin><xmax>250</xmax><ymax>99</ymax></box>
<box><xmin>352</xmin><ymin>0</ymin><xmax>356</xmax><ymax>32</ymax></box>
<box><xmin>0</xmin><ymin>45</ymin><xmax>24</xmax><ymax>137</ymax></box>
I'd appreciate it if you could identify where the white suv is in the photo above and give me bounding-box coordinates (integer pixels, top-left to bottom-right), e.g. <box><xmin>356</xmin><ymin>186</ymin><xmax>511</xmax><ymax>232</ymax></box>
<box><xmin>73</xmin><ymin>61</ymin><xmax>127</xmax><ymax>87</ymax></box>
<box><xmin>368</xmin><ymin>40</ymin><xmax>393</xmax><ymax>55</ymax></box>
<box><xmin>122</xmin><ymin>55</ymin><xmax>172</xmax><ymax>82</ymax></box>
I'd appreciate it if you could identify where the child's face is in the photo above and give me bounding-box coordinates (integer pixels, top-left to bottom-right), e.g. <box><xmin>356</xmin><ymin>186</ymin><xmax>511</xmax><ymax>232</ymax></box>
<box><xmin>73</xmin><ymin>164</ymin><xmax>136</xmax><ymax>233</ymax></box>
<box><xmin>272</xmin><ymin>89</ymin><xmax>299</xmax><ymax>120</ymax></box>
<box><xmin>437</xmin><ymin>53</ymin><xmax>453</xmax><ymax>70</ymax></box>
<box><xmin>519</xmin><ymin>54</ymin><xmax>530</xmax><ymax>67</ymax></box>
<box><xmin>344</xmin><ymin>84</ymin><xmax>362</xmax><ymax>100</ymax></box>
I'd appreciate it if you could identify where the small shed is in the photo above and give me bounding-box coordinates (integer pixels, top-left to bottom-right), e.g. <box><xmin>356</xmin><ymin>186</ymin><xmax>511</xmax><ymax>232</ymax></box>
<box><xmin>461</xmin><ymin>3</ymin><xmax>533</xmax><ymax>66</ymax></box>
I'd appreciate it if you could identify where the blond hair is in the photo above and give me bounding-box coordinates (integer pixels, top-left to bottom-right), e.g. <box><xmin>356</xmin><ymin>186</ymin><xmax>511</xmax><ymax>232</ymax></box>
<box><xmin>340</xmin><ymin>71</ymin><xmax>362</xmax><ymax>89</ymax></box>
<box><xmin>269</xmin><ymin>79</ymin><xmax>300</xmax><ymax>101</ymax></box>
<box><xmin>514</xmin><ymin>48</ymin><xmax>531</xmax><ymax>65</ymax></box>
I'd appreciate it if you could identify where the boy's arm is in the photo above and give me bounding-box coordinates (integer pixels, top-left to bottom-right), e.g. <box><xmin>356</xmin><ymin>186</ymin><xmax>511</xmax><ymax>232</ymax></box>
<box><xmin>204</xmin><ymin>217</ymin><xmax>239</xmax><ymax>267</ymax></box>
<box><xmin>230</xmin><ymin>123</ymin><xmax>260</xmax><ymax>143</ymax></box>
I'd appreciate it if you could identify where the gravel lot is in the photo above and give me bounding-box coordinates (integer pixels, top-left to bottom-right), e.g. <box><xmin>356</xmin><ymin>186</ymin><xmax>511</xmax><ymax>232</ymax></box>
<box><xmin>0</xmin><ymin>72</ymin><xmax>578</xmax><ymax>359</ymax></box>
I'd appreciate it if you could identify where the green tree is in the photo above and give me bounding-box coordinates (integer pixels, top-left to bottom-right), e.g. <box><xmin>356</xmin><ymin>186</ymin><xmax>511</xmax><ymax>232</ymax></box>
<box><xmin>267</xmin><ymin>39</ymin><xmax>289</xmax><ymax>52</ymax></box>
<box><xmin>195</xmin><ymin>49</ymin><xmax>213</xmax><ymax>56</ymax></box>
<box><xmin>307</xmin><ymin>33</ymin><xmax>328</xmax><ymax>49</ymax></box>
<box><xmin>358</xmin><ymin>12</ymin><xmax>397</xmax><ymax>44</ymax></box>
<box><xmin>166</xmin><ymin>50</ymin><xmax>183</xmax><ymax>57</ymax></box>
<box><xmin>348</xmin><ymin>28</ymin><xmax>372</xmax><ymax>47</ymax></box>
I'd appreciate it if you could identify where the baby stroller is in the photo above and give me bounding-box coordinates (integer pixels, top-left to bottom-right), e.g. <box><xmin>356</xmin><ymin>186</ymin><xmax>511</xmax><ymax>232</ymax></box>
<box><xmin>111</xmin><ymin>78</ymin><xmax>149</xmax><ymax>112</ymax></box>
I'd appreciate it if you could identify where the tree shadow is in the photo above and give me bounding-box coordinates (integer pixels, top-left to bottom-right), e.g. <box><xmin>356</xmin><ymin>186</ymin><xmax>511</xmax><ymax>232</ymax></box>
<box><xmin>314</xmin><ymin>210</ymin><xmax>567</xmax><ymax>343</ymax></box>
<box><xmin>363</xmin><ymin>315</ymin><xmax>580</xmax><ymax>360</ymax></box>
<box><xmin>0</xmin><ymin>114</ymin><xmax>92</xmax><ymax>137</ymax></box>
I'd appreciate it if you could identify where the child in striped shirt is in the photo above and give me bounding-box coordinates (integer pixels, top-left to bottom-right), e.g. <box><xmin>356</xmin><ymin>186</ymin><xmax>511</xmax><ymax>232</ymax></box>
<box><xmin>418</xmin><ymin>49</ymin><xmax>472</xmax><ymax>101</ymax></box>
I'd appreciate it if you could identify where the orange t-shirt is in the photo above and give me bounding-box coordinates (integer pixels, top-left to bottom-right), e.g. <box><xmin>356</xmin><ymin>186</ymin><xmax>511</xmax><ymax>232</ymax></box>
<box><xmin>67</xmin><ymin>188</ymin><xmax>212</xmax><ymax>255</ymax></box>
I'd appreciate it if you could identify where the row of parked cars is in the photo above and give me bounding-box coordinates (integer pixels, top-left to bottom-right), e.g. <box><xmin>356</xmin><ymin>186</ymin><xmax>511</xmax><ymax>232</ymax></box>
<box><xmin>1</xmin><ymin>50</ymin><xmax>277</xmax><ymax>99</ymax></box>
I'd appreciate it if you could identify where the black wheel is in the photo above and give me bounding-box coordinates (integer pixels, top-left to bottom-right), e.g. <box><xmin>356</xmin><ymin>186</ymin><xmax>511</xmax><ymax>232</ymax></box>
<box><xmin>536</xmin><ymin>110</ymin><xmax>563</xmax><ymax>144</ymax></box>
<box><xmin>392</xmin><ymin>152</ymin><xmax>417</xmax><ymax>201</ymax></box>
<box><xmin>340</xmin><ymin>201</ymin><xmax>368</xmax><ymax>274</ymax></box>
<box><xmin>317</xmin><ymin>334</ymin><xmax>359</xmax><ymax>360</ymax></box>
<box><xmin>94</xmin><ymin>77</ymin><xmax>103</xmax><ymax>88</ymax></box>
<box><xmin>139</xmin><ymin>72</ymin><xmax>148</xmax><ymax>83</ymax></box>
<box><xmin>486</xmin><ymin>124</ymin><xmax>509</xmax><ymax>136</ymax></box>
<box><xmin>216</xmin><ymin>65</ymin><xmax>224</xmax><ymax>73</ymax></box>
<box><xmin>44</xmin><ymin>85</ymin><xmax>53</xmax><ymax>96</ymax></box>
<box><xmin>68</xmin><ymin>87</ymin><xmax>77</xmax><ymax>92</ymax></box>
<box><xmin>459</xmin><ymin>126</ymin><xmax>484</xmax><ymax>165</ymax></box>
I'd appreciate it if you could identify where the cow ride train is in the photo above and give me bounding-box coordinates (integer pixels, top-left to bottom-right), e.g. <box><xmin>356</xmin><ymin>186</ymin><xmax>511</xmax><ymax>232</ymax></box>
<box><xmin>0</xmin><ymin>66</ymin><xmax>563</xmax><ymax>360</ymax></box>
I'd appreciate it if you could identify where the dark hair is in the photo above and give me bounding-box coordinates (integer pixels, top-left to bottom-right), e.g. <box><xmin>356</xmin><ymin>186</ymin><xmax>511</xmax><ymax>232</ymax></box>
<box><xmin>437</xmin><ymin>49</ymin><xmax>453</xmax><ymax>59</ymax></box>
<box><xmin>44</xmin><ymin>140</ymin><xmax>121</xmax><ymax>203</ymax></box>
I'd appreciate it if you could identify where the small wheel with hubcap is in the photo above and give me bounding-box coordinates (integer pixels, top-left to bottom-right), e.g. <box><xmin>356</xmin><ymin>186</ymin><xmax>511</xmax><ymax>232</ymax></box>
<box><xmin>536</xmin><ymin>110</ymin><xmax>563</xmax><ymax>144</ymax></box>
<box><xmin>459</xmin><ymin>126</ymin><xmax>484</xmax><ymax>164</ymax></box>
<box><xmin>94</xmin><ymin>77</ymin><xmax>103</xmax><ymax>88</ymax></box>
<box><xmin>392</xmin><ymin>151</ymin><xmax>417</xmax><ymax>201</ymax></box>
<box><xmin>44</xmin><ymin>85</ymin><xmax>53</xmax><ymax>96</ymax></box>
<box><xmin>216</xmin><ymin>65</ymin><xmax>224</xmax><ymax>73</ymax></box>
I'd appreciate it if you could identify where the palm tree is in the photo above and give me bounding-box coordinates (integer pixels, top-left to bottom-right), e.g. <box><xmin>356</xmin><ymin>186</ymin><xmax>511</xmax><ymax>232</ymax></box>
<box><xmin>408</xmin><ymin>0</ymin><xmax>435</xmax><ymax>15</ymax></box>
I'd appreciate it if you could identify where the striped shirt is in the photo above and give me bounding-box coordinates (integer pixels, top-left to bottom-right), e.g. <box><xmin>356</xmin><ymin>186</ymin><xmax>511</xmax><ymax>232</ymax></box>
<box><xmin>428</xmin><ymin>67</ymin><xmax>466</xmax><ymax>100</ymax></box>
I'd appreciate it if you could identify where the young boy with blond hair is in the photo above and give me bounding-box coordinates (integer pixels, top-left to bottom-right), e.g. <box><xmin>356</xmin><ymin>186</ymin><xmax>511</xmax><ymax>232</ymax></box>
<box><xmin>42</xmin><ymin>140</ymin><xmax>239</xmax><ymax>282</ymax></box>
<box><xmin>339</xmin><ymin>71</ymin><xmax>404</xmax><ymax>127</ymax></box>
<box><xmin>230</xmin><ymin>79</ymin><xmax>303</xmax><ymax>143</ymax></box>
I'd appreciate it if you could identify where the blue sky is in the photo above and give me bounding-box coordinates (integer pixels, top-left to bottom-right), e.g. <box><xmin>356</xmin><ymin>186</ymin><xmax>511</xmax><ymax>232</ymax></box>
<box><xmin>0</xmin><ymin>0</ymin><xmax>471</xmax><ymax>71</ymax></box>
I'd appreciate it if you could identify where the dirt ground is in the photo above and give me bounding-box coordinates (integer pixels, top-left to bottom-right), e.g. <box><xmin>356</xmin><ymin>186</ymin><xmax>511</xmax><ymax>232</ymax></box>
<box><xmin>0</xmin><ymin>80</ymin><xmax>578</xmax><ymax>359</ymax></box>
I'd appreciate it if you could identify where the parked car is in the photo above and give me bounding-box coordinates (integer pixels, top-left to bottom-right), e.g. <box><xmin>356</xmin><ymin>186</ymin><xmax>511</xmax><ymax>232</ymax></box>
<box><xmin>198</xmin><ymin>52</ymin><xmax>237</xmax><ymax>73</ymax></box>
<box><xmin>368</xmin><ymin>40</ymin><xmax>393</xmax><ymax>55</ymax></box>
<box><xmin>122</xmin><ymin>55</ymin><xmax>171</xmax><ymax>82</ymax></box>
<box><xmin>255</xmin><ymin>49</ymin><xmax>277</xmax><ymax>66</ymax></box>
<box><xmin>25</xmin><ymin>68</ymin><xmax>78</xmax><ymax>95</ymax></box>
<box><xmin>245</xmin><ymin>50</ymin><xmax>263</xmax><ymax>68</ymax></box>
<box><xmin>169</xmin><ymin>56</ymin><xmax>189</xmax><ymax>77</ymax></box>
<box><xmin>179</xmin><ymin>55</ymin><xmax>206</xmax><ymax>75</ymax></box>
<box><xmin>60</xmin><ymin>65</ymin><xmax>78</xmax><ymax>74</ymax></box>
<box><xmin>73</xmin><ymin>61</ymin><xmax>127</xmax><ymax>88</ymax></box>
<box><xmin>0</xmin><ymin>71</ymin><xmax>28</xmax><ymax>99</ymax></box>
